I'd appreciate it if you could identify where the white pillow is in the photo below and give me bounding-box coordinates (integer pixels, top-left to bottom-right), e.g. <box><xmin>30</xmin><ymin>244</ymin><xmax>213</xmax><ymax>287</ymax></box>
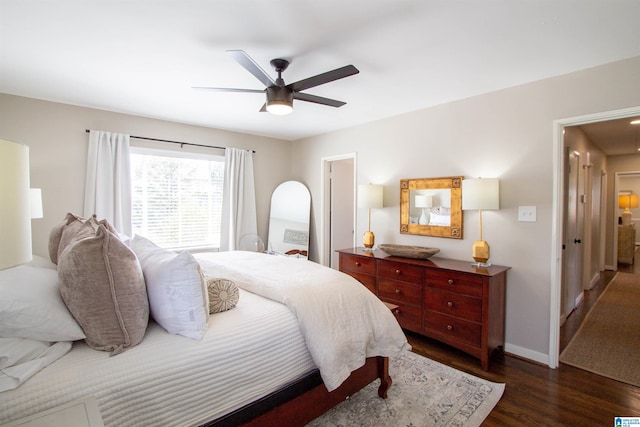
<box><xmin>129</xmin><ymin>235</ymin><xmax>209</xmax><ymax>340</ymax></box>
<box><xmin>429</xmin><ymin>213</ymin><xmax>451</xmax><ymax>226</ymax></box>
<box><xmin>0</xmin><ymin>265</ymin><xmax>86</xmax><ymax>342</ymax></box>
<box><xmin>25</xmin><ymin>255</ymin><xmax>57</xmax><ymax>270</ymax></box>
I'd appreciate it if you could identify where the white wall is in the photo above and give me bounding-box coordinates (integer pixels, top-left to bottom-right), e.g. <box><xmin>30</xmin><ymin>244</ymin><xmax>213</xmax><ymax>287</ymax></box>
<box><xmin>0</xmin><ymin>93</ymin><xmax>293</xmax><ymax>258</ymax></box>
<box><xmin>292</xmin><ymin>55</ymin><xmax>640</xmax><ymax>363</ymax></box>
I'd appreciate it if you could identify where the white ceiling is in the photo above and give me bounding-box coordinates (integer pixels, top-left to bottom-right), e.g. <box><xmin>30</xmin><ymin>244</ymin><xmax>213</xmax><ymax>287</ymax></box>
<box><xmin>2</xmin><ymin>1</ymin><xmax>640</xmax><ymax>142</ymax></box>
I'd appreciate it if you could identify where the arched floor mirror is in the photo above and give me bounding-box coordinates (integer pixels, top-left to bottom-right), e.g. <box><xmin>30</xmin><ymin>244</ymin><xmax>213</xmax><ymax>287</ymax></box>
<box><xmin>267</xmin><ymin>181</ymin><xmax>311</xmax><ymax>258</ymax></box>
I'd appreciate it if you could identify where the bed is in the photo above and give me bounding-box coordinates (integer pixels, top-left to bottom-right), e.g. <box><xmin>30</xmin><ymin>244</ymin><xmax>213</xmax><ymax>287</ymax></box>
<box><xmin>0</xmin><ymin>218</ymin><xmax>409</xmax><ymax>426</ymax></box>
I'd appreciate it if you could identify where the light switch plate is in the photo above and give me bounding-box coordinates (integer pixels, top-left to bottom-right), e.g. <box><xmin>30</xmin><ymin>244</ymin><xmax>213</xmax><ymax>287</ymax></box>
<box><xmin>518</xmin><ymin>206</ymin><xmax>537</xmax><ymax>222</ymax></box>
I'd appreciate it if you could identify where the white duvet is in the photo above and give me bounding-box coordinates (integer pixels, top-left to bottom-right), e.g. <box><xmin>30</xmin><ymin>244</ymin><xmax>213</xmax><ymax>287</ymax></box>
<box><xmin>195</xmin><ymin>251</ymin><xmax>410</xmax><ymax>391</ymax></box>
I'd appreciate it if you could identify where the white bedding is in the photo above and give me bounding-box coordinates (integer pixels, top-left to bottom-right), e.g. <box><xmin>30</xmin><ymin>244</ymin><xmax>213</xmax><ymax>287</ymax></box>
<box><xmin>194</xmin><ymin>251</ymin><xmax>410</xmax><ymax>391</ymax></box>
<box><xmin>0</xmin><ymin>289</ymin><xmax>316</xmax><ymax>427</ymax></box>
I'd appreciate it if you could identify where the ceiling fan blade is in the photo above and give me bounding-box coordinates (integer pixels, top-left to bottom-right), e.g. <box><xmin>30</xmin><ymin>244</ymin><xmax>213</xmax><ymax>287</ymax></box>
<box><xmin>293</xmin><ymin>92</ymin><xmax>346</xmax><ymax>108</ymax></box>
<box><xmin>227</xmin><ymin>50</ymin><xmax>276</xmax><ymax>88</ymax></box>
<box><xmin>289</xmin><ymin>65</ymin><xmax>359</xmax><ymax>92</ymax></box>
<box><xmin>259</xmin><ymin>103</ymin><xmax>267</xmax><ymax>112</ymax></box>
<box><xmin>192</xmin><ymin>87</ymin><xmax>264</xmax><ymax>93</ymax></box>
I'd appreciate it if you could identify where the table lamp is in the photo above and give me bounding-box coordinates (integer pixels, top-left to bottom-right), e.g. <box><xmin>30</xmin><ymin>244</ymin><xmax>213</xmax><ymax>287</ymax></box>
<box><xmin>618</xmin><ymin>193</ymin><xmax>638</xmax><ymax>226</ymax></box>
<box><xmin>0</xmin><ymin>139</ymin><xmax>32</xmax><ymax>270</ymax></box>
<box><xmin>414</xmin><ymin>194</ymin><xmax>433</xmax><ymax>225</ymax></box>
<box><xmin>358</xmin><ymin>184</ymin><xmax>383</xmax><ymax>250</ymax></box>
<box><xmin>462</xmin><ymin>178</ymin><xmax>499</xmax><ymax>267</ymax></box>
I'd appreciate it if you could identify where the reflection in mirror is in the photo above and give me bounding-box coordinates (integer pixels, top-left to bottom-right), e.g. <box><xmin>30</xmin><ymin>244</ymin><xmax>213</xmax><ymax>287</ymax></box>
<box><xmin>400</xmin><ymin>176</ymin><xmax>463</xmax><ymax>239</ymax></box>
<box><xmin>411</xmin><ymin>189</ymin><xmax>451</xmax><ymax>226</ymax></box>
<box><xmin>267</xmin><ymin>181</ymin><xmax>311</xmax><ymax>258</ymax></box>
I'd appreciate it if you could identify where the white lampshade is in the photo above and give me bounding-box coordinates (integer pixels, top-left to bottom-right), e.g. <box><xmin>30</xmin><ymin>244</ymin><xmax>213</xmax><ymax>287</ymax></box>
<box><xmin>462</xmin><ymin>178</ymin><xmax>500</xmax><ymax>210</ymax></box>
<box><xmin>414</xmin><ymin>195</ymin><xmax>433</xmax><ymax>208</ymax></box>
<box><xmin>30</xmin><ymin>188</ymin><xmax>43</xmax><ymax>219</ymax></box>
<box><xmin>358</xmin><ymin>184</ymin><xmax>384</xmax><ymax>209</ymax></box>
<box><xmin>0</xmin><ymin>139</ymin><xmax>32</xmax><ymax>270</ymax></box>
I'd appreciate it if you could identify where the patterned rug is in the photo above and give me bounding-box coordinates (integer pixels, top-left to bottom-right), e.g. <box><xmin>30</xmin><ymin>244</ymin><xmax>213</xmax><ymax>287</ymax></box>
<box><xmin>307</xmin><ymin>350</ymin><xmax>504</xmax><ymax>427</ymax></box>
<box><xmin>560</xmin><ymin>272</ymin><xmax>640</xmax><ymax>387</ymax></box>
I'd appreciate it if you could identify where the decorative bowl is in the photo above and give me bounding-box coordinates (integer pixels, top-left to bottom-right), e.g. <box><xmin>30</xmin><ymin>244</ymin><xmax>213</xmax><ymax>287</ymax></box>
<box><xmin>378</xmin><ymin>244</ymin><xmax>440</xmax><ymax>259</ymax></box>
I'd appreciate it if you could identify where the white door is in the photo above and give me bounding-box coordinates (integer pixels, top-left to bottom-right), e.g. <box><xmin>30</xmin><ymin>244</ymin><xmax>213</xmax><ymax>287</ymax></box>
<box><xmin>329</xmin><ymin>159</ymin><xmax>354</xmax><ymax>269</ymax></box>
<box><xmin>562</xmin><ymin>149</ymin><xmax>583</xmax><ymax>321</ymax></box>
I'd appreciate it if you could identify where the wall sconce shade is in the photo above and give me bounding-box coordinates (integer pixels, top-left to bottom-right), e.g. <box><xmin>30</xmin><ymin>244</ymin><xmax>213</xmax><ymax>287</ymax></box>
<box><xmin>0</xmin><ymin>139</ymin><xmax>32</xmax><ymax>270</ymax></box>
<box><xmin>358</xmin><ymin>184</ymin><xmax>384</xmax><ymax>249</ymax></box>
<box><xmin>30</xmin><ymin>188</ymin><xmax>43</xmax><ymax>219</ymax></box>
<box><xmin>462</xmin><ymin>178</ymin><xmax>500</xmax><ymax>267</ymax></box>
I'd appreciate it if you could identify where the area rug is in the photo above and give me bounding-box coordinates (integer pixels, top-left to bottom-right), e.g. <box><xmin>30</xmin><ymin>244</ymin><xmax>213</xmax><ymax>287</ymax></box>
<box><xmin>560</xmin><ymin>272</ymin><xmax>640</xmax><ymax>387</ymax></box>
<box><xmin>307</xmin><ymin>350</ymin><xmax>505</xmax><ymax>427</ymax></box>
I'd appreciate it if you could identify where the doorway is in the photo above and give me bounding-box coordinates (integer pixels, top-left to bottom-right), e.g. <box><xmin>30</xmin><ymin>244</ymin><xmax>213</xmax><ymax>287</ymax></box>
<box><xmin>550</xmin><ymin>106</ymin><xmax>640</xmax><ymax>368</ymax></box>
<box><xmin>320</xmin><ymin>153</ymin><xmax>357</xmax><ymax>268</ymax></box>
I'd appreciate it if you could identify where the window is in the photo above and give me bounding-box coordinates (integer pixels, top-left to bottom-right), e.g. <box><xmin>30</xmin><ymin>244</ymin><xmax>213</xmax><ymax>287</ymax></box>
<box><xmin>130</xmin><ymin>147</ymin><xmax>224</xmax><ymax>250</ymax></box>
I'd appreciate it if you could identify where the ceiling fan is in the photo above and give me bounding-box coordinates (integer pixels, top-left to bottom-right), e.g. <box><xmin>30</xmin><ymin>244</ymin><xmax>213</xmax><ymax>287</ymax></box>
<box><xmin>193</xmin><ymin>50</ymin><xmax>359</xmax><ymax>115</ymax></box>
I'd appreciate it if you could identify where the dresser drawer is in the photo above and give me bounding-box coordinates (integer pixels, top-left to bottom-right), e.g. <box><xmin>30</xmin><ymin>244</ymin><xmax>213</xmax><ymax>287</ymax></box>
<box><xmin>424</xmin><ymin>288</ymin><xmax>482</xmax><ymax>323</ymax></box>
<box><xmin>383</xmin><ymin>299</ymin><xmax>421</xmax><ymax>332</ymax></box>
<box><xmin>378</xmin><ymin>260</ymin><xmax>423</xmax><ymax>283</ymax></box>
<box><xmin>378</xmin><ymin>278</ymin><xmax>422</xmax><ymax>305</ymax></box>
<box><xmin>425</xmin><ymin>270</ymin><xmax>483</xmax><ymax>297</ymax></box>
<box><xmin>344</xmin><ymin>271</ymin><xmax>376</xmax><ymax>294</ymax></box>
<box><xmin>339</xmin><ymin>253</ymin><xmax>376</xmax><ymax>275</ymax></box>
<box><xmin>424</xmin><ymin>310</ymin><xmax>482</xmax><ymax>347</ymax></box>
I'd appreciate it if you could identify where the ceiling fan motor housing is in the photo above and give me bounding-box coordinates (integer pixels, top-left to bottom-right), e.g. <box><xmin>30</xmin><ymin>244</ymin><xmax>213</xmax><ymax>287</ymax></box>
<box><xmin>266</xmin><ymin>85</ymin><xmax>293</xmax><ymax>114</ymax></box>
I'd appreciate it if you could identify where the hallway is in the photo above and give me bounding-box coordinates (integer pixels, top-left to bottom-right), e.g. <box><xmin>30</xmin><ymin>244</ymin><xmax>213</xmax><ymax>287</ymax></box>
<box><xmin>560</xmin><ymin>244</ymin><xmax>639</xmax><ymax>351</ymax></box>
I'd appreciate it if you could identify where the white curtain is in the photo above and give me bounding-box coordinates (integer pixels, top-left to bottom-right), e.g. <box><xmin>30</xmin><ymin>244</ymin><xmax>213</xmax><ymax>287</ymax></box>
<box><xmin>83</xmin><ymin>130</ymin><xmax>132</xmax><ymax>236</ymax></box>
<box><xmin>221</xmin><ymin>147</ymin><xmax>257</xmax><ymax>251</ymax></box>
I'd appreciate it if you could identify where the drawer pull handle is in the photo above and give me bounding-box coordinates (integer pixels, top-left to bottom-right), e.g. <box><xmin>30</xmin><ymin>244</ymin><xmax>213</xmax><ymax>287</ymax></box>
<box><xmin>355</xmin><ymin>262</ymin><xmax>361</xmax><ymax>267</ymax></box>
<box><xmin>447</xmin><ymin>325</ymin><xmax>454</xmax><ymax>331</ymax></box>
<box><xmin>447</xmin><ymin>301</ymin><xmax>454</xmax><ymax>308</ymax></box>
<box><xmin>448</xmin><ymin>279</ymin><xmax>454</xmax><ymax>285</ymax></box>
<box><xmin>395</xmin><ymin>269</ymin><xmax>401</xmax><ymax>275</ymax></box>
<box><xmin>395</xmin><ymin>289</ymin><xmax>401</xmax><ymax>295</ymax></box>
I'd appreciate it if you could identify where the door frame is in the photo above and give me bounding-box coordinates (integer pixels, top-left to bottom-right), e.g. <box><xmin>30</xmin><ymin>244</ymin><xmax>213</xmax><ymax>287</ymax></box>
<box><xmin>550</xmin><ymin>105</ymin><xmax>640</xmax><ymax>368</ymax></box>
<box><xmin>319</xmin><ymin>153</ymin><xmax>357</xmax><ymax>266</ymax></box>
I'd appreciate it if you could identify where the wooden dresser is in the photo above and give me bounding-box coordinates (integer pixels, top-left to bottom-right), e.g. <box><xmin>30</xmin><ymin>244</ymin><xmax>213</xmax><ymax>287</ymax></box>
<box><xmin>338</xmin><ymin>247</ymin><xmax>510</xmax><ymax>370</ymax></box>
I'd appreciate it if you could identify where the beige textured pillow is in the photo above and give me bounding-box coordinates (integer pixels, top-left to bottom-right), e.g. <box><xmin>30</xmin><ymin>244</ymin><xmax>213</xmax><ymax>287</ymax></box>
<box><xmin>58</xmin><ymin>224</ymin><xmax>149</xmax><ymax>355</ymax></box>
<box><xmin>50</xmin><ymin>214</ymin><xmax>119</xmax><ymax>264</ymax></box>
<box><xmin>48</xmin><ymin>213</ymin><xmax>84</xmax><ymax>264</ymax></box>
<box><xmin>206</xmin><ymin>277</ymin><xmax>240</xmax><ymax>314</ymax></box>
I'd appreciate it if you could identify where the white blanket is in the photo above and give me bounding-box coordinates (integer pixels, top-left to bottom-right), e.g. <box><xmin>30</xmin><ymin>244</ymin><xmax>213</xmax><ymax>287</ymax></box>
<box><xmin>195</xmin><ymin>251</ymin><xmax>410</xmax><ymax>391</ymax></box>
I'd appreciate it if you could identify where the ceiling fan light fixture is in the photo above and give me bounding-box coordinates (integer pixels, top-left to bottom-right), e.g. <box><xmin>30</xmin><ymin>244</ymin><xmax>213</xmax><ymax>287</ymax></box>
<box><xmin>266</xmin><ymin>86</ymin><xmax>293</xmax><ymax>115</ymax></box>
<box><xmin>266</xmin><ymin>100</ymin><xmax>293</xmax><ymax>115</ymax></box>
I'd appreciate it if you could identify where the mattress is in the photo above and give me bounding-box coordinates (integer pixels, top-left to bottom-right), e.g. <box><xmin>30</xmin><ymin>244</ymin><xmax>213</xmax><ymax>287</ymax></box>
<box><xmin>0</xmin><ymin>289</ymin><xmax>316</xmax><ymax>427</ymax></box>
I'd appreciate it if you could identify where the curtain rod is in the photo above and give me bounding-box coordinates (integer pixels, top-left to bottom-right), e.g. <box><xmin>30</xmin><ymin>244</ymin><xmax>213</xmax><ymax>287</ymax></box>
<box><xmin>84</xmin><ymin>129</ymin><xmax>255</xmax><ymax>153</ymax></box>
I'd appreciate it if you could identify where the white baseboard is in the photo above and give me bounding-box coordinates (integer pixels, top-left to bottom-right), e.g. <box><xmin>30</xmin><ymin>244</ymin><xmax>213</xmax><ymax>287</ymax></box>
<box><xmin>574</xmin><ymin>291</ymin><xmax>584</xmax><ymax>308</ymax></box>
<box><xmin>504</xmin><ymin>342</ymin><xmax>550</xmax><ymax>367</ymax></box>
<box><xmin>588</xmin><ymin>272</ymin><xmax>600</xmax><ymax>290</ymax></box>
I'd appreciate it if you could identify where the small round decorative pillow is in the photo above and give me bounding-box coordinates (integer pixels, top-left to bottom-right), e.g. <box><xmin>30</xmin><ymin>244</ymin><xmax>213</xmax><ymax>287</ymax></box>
<box><xmin>206</xmin><ymin>277</ymin><xmax>239</xmax><ymax>314</ymax></box>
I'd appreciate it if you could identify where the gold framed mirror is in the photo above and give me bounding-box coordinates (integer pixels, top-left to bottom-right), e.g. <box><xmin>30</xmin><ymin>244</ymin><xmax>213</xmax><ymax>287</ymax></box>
<box><xmin>400</xmin><ymin>176</ymin><xmax>463</xmax><ymax>239</ymax></box>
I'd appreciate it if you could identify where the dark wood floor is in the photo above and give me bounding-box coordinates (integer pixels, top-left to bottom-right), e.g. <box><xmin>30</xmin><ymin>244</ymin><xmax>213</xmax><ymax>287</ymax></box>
<box><xmin>407</xmin><ymin>254</ymin><xmax>640</xmax><ymax>426</ymax></box>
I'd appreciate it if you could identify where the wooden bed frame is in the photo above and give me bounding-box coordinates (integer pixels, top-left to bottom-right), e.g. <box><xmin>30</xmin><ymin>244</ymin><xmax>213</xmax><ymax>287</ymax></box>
<box><xmin>205</xmin><ymin>356</ymin><xmax>391</xmax><ymax>427</ymax></box>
